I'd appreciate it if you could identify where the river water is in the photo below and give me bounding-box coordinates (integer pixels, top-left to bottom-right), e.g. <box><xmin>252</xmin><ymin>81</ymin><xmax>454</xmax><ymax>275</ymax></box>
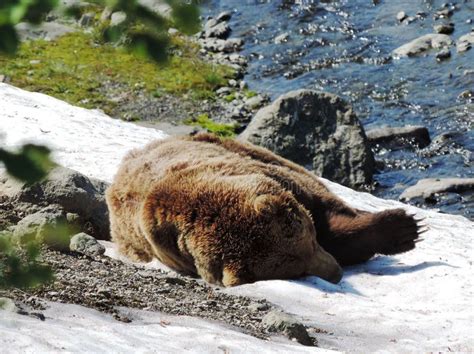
<box><xmin>202</xmin><ymin>0</ymin><xmax>473</xmax><ymax>219</ymax></box>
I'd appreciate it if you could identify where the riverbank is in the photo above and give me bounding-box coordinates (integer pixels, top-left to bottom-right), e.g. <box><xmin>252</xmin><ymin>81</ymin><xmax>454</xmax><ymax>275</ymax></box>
<box><xmin>201</xmin><ymin>0</ymin><xmax>473</xmax><ymax>219</ymax></box>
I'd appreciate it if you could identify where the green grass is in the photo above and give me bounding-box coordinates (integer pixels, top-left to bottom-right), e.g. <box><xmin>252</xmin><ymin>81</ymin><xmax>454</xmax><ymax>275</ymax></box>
<box><xmin>185</xmin><ymin>114</ymin><xmax>239</xmax><ymax>138</ymax></box>
<box><xmin>224</xmin><ymin>92</ymin><xmax>236</xmax><ymax>102</ymax></box>
<box><xmin>244</xmin><ymin>90</ymin><xmax>258</xmax><ymax>98</ymax></box>
<box><xmin>0</xmin><ymin>32</ymin><xmax>233</xmax><ymax>115</ymax></box>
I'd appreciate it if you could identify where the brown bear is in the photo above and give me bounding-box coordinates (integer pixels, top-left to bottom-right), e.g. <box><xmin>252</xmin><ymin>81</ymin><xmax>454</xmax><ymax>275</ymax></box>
<box><xmin>106</xmin><ymin>133</ymin><xmax>422</xmax><ymax>287</ymax></box>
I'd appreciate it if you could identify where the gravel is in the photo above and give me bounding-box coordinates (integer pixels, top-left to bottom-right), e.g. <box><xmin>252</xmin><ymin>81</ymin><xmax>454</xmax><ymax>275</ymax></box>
<box><xmin>0</xmin><ymin>248</ymin><xmax>322</xmax><ymax>343</ymax></box>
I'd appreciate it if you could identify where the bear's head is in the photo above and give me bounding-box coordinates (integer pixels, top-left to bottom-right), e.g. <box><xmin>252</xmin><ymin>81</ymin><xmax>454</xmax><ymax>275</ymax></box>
<box><xmin>249</xmin><ymin>193</ymin><xmax>343</xmax><ymax>284</ymax></box>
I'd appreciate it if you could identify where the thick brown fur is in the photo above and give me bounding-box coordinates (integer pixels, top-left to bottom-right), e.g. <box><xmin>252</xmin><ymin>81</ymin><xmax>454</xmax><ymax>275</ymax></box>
<box><xmin>106</xmin><ymin>133</ymin><xmax>422</xmax><ymax>286</ymax></box>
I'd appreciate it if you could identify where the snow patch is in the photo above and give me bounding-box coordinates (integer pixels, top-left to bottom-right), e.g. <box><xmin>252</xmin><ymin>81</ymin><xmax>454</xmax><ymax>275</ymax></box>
<box><xmin>1</xmin><ymin>83</ymin><xmax>473</xmax><ymax>352</ymax></box>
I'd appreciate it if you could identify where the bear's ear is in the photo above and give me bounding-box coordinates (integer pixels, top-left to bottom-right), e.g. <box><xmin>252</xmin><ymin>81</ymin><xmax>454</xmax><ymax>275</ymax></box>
<box><xmin>253</xmin><ymin>194</ymin><xmax>279</xmax><ymax>215</ymax></box>
<box><xmin>253</xmin><ymin>194</ymin><xmax>292</xmax><ymax>217</ymax></box>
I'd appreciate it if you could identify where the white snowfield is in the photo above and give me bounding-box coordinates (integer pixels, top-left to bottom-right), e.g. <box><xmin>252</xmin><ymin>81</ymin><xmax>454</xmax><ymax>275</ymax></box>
<box><xmin>1</xmin><ymin>83</ymin><xmax>473</xmax><ymax>353</ymax></box>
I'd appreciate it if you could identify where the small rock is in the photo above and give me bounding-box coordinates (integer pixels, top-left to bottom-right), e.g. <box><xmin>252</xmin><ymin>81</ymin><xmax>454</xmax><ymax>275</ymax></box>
<box><xmin>434</xmin><ymin>23</ymin><xmax>454</xmax><ymax>34</ymax></box>
<box><xmin>367</xmin><ymin>125</ymin><xmax>431</xmax><ymax>148</ymax></box>
<box><xmin>262</xmin><ymin>310</ymin><xmax>314</xmax><ymax>346</ymax></box>
<box><xmin>402</xmin><ymin>16</ymin><xmax>417</xmax><ymax>25</ymax></box>
<box><xmin>239</xmin><ymin>81</ymin><xmax>248</xmax><ymax>90</ymax></box>
<box><xmin>110</xmin><ymin>12</ymin><xmax>127</xmax><ymax>26</ymax></box>
<box><xmin>396</xmin><ymin>11</ymin><xmax>407</xmax><ymax>22</ymax></box>
<box><xmin>457</xmin><ymin>90</ymin><xmax>473</xmax><ymax>100</ymax></box>
<box><xmin>79</xmin><ymin>12</ymin><xmax>95</xmax><ymax>27</ymax></box>
<box><xmin>203</xmin><ymin>22</ymin><xmax>231</xmax><ymax>40</ymax></box>
<box><xmin>435</xmin><ymin>8</ymin><xmax>453</xmax><ymax>18</ymax></box>
<box><xmin>274</xmin><ymin>32</ymin><xmax>290</xmax><ymax>44</ymax></box>
<box><xmin>200</xmin><ymin>38</ymin><xmax>244</xmax><ymax>53</ymax></box>
<box><xmin>463</xmin><ymin>69</ymin><xmax>474</xmax><ymax>77</ymax></box>
<box><xmin>216</xmin><ymin>87</ymin><xmax>232</xmax><ymax>95</ymax></box>
<box><xmin>244</xmin><ymin>95</ymin><xmax>266</xmax><ymax>110</ymax></box>
<box><xmin>66</xmin><ymin>212</ymin><xmax>80</xmax><ymax>224</ymax></box>
<box><xmin>436</xmin><ymin>49</ymin><xmax>451</xmax><ymax>61</ymax></box>
<box><xmin>416</xmin><ymin>11</ymin><xmax>427</xmax><ymax>19</ymax></box>
<box><xmin>168</xmin><ymin>28</ymin><xmax>179</xmax><ymax>36</ymax></box>
<box><xmin>248</xmin><ymin>303</ymin><xmax>271</xmax><ymax>312</ymax></box>
<box><xmin>0</xmin><ymin>75</ymin><xmax>11</xmax><ymax>83</ymax></box>
<box><xmin>69</xmin><ymin>232</ymin><xmax>106</xmax><ymax>257</ymax></box>
<box><xmin>228</xmin><ymin>79</ymin><xmax>238</xmax><ymax>87</ymax></box>
<box><xmin>400</xmin><ymin>178</ymin><xmax>474</xmax><ymax>201</ymax></box>
<box><xmin>100</xmin><ymin>7</ymin><xmax>113</xmax><ymax>22</ymax></box>
<box><xmin>215</xmin><ymin>11</ymin><xmax>232</xmax><ymax>23</ymax></box>
<box><xmin>228</xmin><ymin>53</ymin><xmax>247</xmax><ymax>66</ymax></box>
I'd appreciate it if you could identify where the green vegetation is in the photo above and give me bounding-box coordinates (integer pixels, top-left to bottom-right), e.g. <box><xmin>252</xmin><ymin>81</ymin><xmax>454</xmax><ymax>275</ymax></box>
<box><xmin>224</xmin><ymin>92</ymin><xmax>237</xmax><ymax>102</ymax></box>
<box><xmin>0</xmin><ymin>234</ymin><xmax>53</xmax><ymax>289</ymax></box>
<box><xmin>0</xmin><ymin>32</ymin><xmax>233</xmax><ymax>115</ymax></box>
<box><xmin>185</xmin><ymin>114</ymin><xmax>239</xmax><ymax>138</ymax></box>
<box><xmin>244</xmin><ymin>90</ymin><xmax>258</xmax><ymax>99</ymax></box>
<box><xmin>0</xmin><ymin>144</ymin><xmax>55</xmax><ymax>184</ymax></box>
<box><xmin>0</xmin><ymin>0</ymin><xmax>200</xmax><ymax>63</ymax></box>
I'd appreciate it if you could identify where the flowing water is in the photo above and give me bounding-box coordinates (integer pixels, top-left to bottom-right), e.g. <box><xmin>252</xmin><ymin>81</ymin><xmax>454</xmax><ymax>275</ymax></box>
<box><xmin>202</xmin><ymin>0</ymin><xmax>474</xmax><ymax>219</ymax></box>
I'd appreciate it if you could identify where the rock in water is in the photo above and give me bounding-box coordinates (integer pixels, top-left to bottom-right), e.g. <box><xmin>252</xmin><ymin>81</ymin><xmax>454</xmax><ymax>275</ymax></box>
<box><xmin>366</xmin><ymin>125</ymin><xmax>431</xmax><ymax>149</ymax></box>
<box><xmin>396</xmin><ymin>11</ymin><xmax>407</xmax><ymax>22</ymax></box>
<box><xmin>393</xmin><ymin>34</ymin><xmax>453</xmax><ymax>57</ymax></box>
<box><xmin>239</xmin><ymin>90</ymin><xmax>374</xmax><ymax>189</ymax></box>
<box><xmin>434</xmin><ymin>23</ymin><xmax>455</xmax><ymax>35</ymax></box>
<box><xmin>400</xmin><ymin>178</ymin><xmax>474</xmax><ymax>201</ymax></box>
<box><xmin>456</xmin><ymin>32</ymin><xmax>474</xmax><ymax>53</ymax></box>
<box><xmin>69</xmin><ymin>232</ymin><xmax>105</xmax><ymax>257</ymax></box>
<box><xmin>436</xmin><ymin>49</ymin><xmax>451</xmax><ymax>61</ymax></box>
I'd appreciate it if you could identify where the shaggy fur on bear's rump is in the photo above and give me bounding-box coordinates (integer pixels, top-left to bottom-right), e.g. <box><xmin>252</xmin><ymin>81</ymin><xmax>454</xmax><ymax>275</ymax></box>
<box><xmin>106</xmin><ymin>133</ymin><xmax>422</xmax><ymax>287</ymax></box>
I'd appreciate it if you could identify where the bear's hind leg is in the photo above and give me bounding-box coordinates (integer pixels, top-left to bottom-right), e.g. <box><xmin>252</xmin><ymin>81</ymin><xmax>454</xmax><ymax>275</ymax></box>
<box><xmin>320</xmin><ymin>208</ymin><xmax>423</xmax><ymax>266</ymax></box>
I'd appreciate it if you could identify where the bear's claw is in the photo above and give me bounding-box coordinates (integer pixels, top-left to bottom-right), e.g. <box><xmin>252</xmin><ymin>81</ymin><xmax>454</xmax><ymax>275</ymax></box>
<box><xmin>373</xmin><ymin>208</ymin><xmax>425</xmax><ymax>256</ymax></box>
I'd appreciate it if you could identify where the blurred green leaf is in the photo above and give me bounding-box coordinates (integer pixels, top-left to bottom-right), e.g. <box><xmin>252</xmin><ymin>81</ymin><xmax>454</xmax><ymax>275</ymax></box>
<box><xmin>166</xmin><ymin>0</ymin><xmax>200</xmax><ymax>35</ymax></box>
<box><xmin>0</xmin><ymin>25</ymin><xmax>18</xmax><ymax>54</ymax></box>
<box><xmin>22</xmin><ymin>0</ymin><xmax>59</xmax><ymax>24</ymax></box>
<box><xmin>129</xmin><ymin>32</ymin><xmax>170</xmax><ymax>63</ymax></box>
<box><xmin>0</xmin><ymin>144</ymin><xmax>55</xmax><ymax>184</ymax></box>
<box><xmin>63</xmin><ymin>5</ymin><xmax>83</xmax><ymax>20</ymax></box>
<box><xmin>134</xmin><ymin>4</ymin><xmax>168</xmax><ymax>31</ymax></box>
<box><xmin>0</xmin><ymin>234</ymin><xmax>54</xmax><ymax>289</ymax></box>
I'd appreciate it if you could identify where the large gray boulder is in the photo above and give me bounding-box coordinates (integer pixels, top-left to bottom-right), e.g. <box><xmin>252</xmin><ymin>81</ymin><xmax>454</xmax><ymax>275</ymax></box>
<box><xmin>239</xmin><ymin>90</ymin><xmax>374</xmax><ymax>189</ymax></box>
<box><xmin>0</xmin><ymin>166</ymin><xmax>110</xmax><ymax>240</ymax></box>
